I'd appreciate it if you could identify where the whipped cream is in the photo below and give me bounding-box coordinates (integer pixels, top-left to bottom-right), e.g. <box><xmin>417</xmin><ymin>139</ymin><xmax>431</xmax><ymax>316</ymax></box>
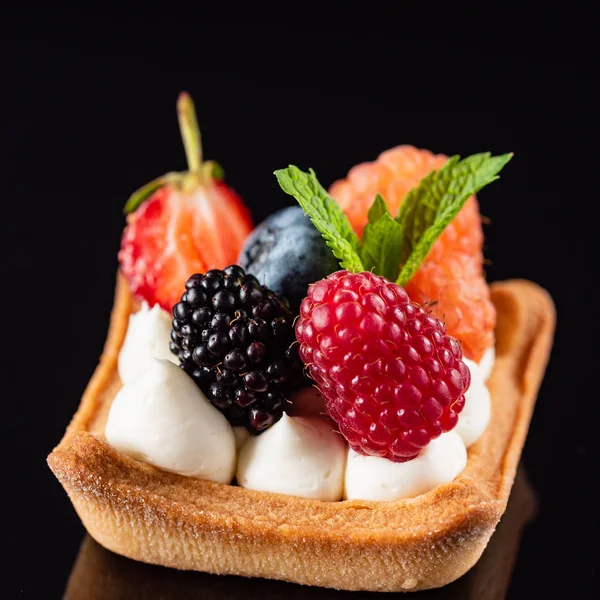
<box><xmin>455</xmin><ymin>357</ymin><xmax>492</xmax><ymax>447</ymax></box>
<box><xmin>237</xmin><ymin>413</ymin><xmax>347</xmax><ymax>501</ymax></box>
<box><xmin>233</xmin><ymin>426</ymin><xmax>250</xmax><ymax>450</ymax></box>
<box><xmin>118</xmin><ymin>302</ymin><xmax>177</xmax><ymax>385</ymax></box>
<box><xmin>105</xmin><ymin>359</ymin><xmax>236</xmax><ymax>484</ymax></box>
<box><xmin>344</xmin><ymin>431</ymin><xmax>467</xmax><ymax>501</ymax></box>
<box><xmin>479</xmin><ymin>346</ymin><xmax>495</xmax><ymax>382</ymax></box>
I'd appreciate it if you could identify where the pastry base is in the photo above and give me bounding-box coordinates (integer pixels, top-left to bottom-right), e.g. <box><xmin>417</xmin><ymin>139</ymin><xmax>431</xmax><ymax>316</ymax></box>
<box><xmin>48</xmin><ymin>274</ymin><xmax>555</xmax><ymax>592</ymax></box>
<box><xmin>63</xmin><ymin>466</ymin><xmax>537</xmax><ymax>599</ymax></box>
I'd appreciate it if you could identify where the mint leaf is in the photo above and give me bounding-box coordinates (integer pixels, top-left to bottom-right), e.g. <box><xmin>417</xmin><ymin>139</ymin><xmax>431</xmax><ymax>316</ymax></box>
<box><xmin>274</xmin><ymin>166</ymin><xmax>364</xmax><ymax>272</ymax></box>
<box><xmin>396</xmin><ymin>152</ymin><xmax>512</xmax><ymax>285</ymax></box>
<box><xmin>361</xmin><ymin>210</ymin><xmax>404</xmax><ymax>281</ymax></box>
<box><xmin>367</xmin><ymin>194</ymin><xmax>389</xmax><ymax>224</ymax></box>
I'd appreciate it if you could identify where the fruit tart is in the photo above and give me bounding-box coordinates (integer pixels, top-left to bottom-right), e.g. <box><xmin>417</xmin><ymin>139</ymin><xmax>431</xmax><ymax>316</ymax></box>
<box><xmin>48</xmin><ymin>93</ymin><xmax>555</xmax><ymax>592</ymax></box>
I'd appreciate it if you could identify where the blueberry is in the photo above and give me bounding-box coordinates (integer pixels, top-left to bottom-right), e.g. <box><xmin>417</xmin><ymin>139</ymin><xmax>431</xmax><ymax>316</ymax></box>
<box><xmin>238</xmin><ymin>206</ymin><xmax>340</xmax><ymax>311</ymax></box>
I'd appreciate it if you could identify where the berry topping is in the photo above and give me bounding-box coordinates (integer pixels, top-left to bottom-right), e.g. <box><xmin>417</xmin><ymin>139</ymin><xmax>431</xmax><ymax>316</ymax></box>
<box><xmin>119</xmin><ymin>93</ymin><xmax>253</xmax><ymax>312</ymax></box>
<box><xmin>295</xmin><ymin>270</ymin><xmax>471</xmax><ymax>462</ymax></box>
<box><xmin>275</xmin><ymin>153</ymin><xmax>511</xmax><ymax>362</ymax></box>
<box><xmin>238</xmin><ymin>206</ymin><xmax>341</xmax><ymax>311</ymax></box>
<box><xmin>329</xmin><ymin>146</ymin><xmax>500</xmax><ymax>361</ymax></box>
<box><xmin>170</xmin><ymin>266</ymin><xmax>307</xmax><ymax>433</ymax></box>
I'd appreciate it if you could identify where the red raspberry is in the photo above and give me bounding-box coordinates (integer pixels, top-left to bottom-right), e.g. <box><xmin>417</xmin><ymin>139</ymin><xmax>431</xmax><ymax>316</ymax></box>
<box><xmin>296</xmin><ymin>270</ymin><xmax>470</xmax><ymax>462</ymax></box>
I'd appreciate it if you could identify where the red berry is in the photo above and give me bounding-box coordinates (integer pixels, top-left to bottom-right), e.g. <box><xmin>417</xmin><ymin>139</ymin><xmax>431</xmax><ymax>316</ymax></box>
<box><xmin>119</xmin><ymin>181</ymin><xmax>252</xmax><ymax>311</ymax></box>
<box><xmin>296</xmin><ymin>270</ymin><xmax>470</xmax><ymax>462</ymax></box>
<box><xmin>329</xmin><ymin>145</ymin><xmax>495</xmax><ymax>362</ymax></box>
<box><xmin>118</xmin><ymin>92</ymin><xmax>253</xmax><ymax>311</ymax></box>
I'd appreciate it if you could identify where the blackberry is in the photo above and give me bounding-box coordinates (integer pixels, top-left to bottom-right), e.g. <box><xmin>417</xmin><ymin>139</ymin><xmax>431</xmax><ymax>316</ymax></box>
<box><xmin>170</xmin><ymin>265</ymin><xmax>307</xmax><ymax>433</ymax></box>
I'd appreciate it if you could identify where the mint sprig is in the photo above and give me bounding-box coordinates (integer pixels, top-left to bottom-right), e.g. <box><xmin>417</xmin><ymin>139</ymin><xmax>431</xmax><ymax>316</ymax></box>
<box><xmin>275</xmin><ymin>152</ymin><xmax>512</xmax><ymax>285</ymax></box>
<box><xmin>395</xmin><ymin>152</ymin><xmax>512</xmax><ymax>285</ymax></box>
<box><xmin>274</xmin><ymin>167</ymin><xmax>364</xmax><ymax>272</ymax></box>
<box><xmin>361</xmin><ymin>196</ymin><xmax>404</xmax><ymax>281</ymax></box>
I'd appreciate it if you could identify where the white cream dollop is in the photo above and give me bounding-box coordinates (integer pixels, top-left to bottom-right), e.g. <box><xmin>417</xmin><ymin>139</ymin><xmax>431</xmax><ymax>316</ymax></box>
<box><xmin>344</xmin><ymin>431</ymin><xmax>467</xmax><ymax>502</ymax></box>
<box><xmin>237</xmin><ymin>414</ymin><xmax>347</xmax><ymax>501</ymax></box>
<box><xmin>479</xmin><ymin>346</ymin><xmax>495</xmax><ymax>382</ymax></box>
<box><xmin>105</xmin><ymin>359</ymin><xmax>236</xmax><ymax>484</ymax></box>
<box><xmin>455</xmin><ymin>358</ymin><xmax>492</xmax><ymax>448</ymax></box>
<box><xmin>118</xmin><ymin>302</ymin><xmax>177</xmax><ymax>385</ymax></box>
<box><xmin>233</xmin><ymin>426</ymin><xmax>250</xmax><ymax>450</ymax></box>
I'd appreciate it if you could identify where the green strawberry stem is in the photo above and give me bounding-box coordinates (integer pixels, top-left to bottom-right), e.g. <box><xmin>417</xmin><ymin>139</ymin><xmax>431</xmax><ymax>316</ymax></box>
<box><xmin>124</xmin><ymin>93</ymin><xmax>226</xmax><ymax>215</ymax></box>
<box><xmin>177</xmin><ymin>92</ymin><xmax>203</xmax><ymax>174</ymax></box>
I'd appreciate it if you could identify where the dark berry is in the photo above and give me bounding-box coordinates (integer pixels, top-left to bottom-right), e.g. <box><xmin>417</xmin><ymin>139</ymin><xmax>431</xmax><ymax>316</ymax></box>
<box><xmin>185</xmin><ymin>273</ymin><xmax>204</xmax><ymax>289</ymax></box>
<box><xmin>266</xmin><ymin>391</ymin><xmax>285</xmax><ymax>412</ymax></box>
<box><xmin>201</xmin><ymin>366</ymin><xmax>216</xmax><ymax>381</ymax></box>
<box><xmin>173</xmin><ymin>301</ymin><xmax>192</xmax><ymax>322</ymax></box>
<box><xmin>224</xmin><ymin>277</ymin><xmax>242</xmax><ymax>292</ymax></box>
<box><xmin>249</xmin><ymin>408</ymin><xmax>277</xmax><ymax>431</ymax></box>
<box><xmin>169</xmin><ymin>266</ymin><xmax>309</xmax><ymax>434</ymax></box>
<box><xmin>267</xmin><ymin>359</ymin><xmax>291</xmax><ymax>384</ymax></box>
<box><xmin>224</xmin><ymin>264</ymin><xmax>246</xmax><ymax>279</ymax></box>
<box><xmin>180</xmin><ymin>323</ymin><xmax>201</xmax><ymax>341</ymax></box>
<box><xmin>248</xmin><ymin>318</ymin><xmax>269</xmax><ymax>341</ymax></box>
<box><xmin>211</xmin><ymin>312</ymin><xmax>231</xmax><ymax>332</ymax></box>
<box><xmin>205</xmin><ymin>269</ymin><xmax>223</xmax><ymax>279</ymax></box>
<box><xmin>186</xmin><ymin>286</ymin><xmax>208</xmax><ymax>308</ymax></box>
<box><xmin>229</xmin><ymin>322</ymin><xmax>249</xmax><ymax>347</ymax></box>
<box><xmin>209</xmin><ymin>383</ymin><xmax>234</xmax><ymax>409</ymax></box>
<box><xmin>237</xmin><ymin>206</ymin><xmax>341</xmax><ymax>312</ymax></box>
<box><xmin>272</xmin><ymin>299</ymin><xmax>290</xmax><ymax>318</ymax></box>
<box><xmin>252</xmin><ymin>298</ymin><xmax>275</xmax><ymax>320</ymax></box>
<box><xmin>243</xmin><ymin>273</ymin><xmax>260</xmax><ymax>285</ymax></box>
<box><xmin>207</xmin><ymin>332</ymin><xmax>230</xmax><ymax>356</ymax></box>
<box><xmin>246</xmin><ymin>341</ymin><xmax>267</xmax><ymax>364</ymax></box>
<box><xmin>212</xmin><ymin>289</ymin><xmax>237</xmax><ymax>312</ymax></box>
<box><xmin>192</xmin><ymin>345</ymin><xmax>213</xmax><ymax>366</ymax></box>
<box><xmin>285</xmin><ymin>343</ymin><xmax>300</xmax><ymax>362</ymax></box>
<box><xmin>235</xmin><ymin>388</ymin><xmax>257</xmax><ymax>407</ymax></box>
<box><xmin>192</xmin><ymin>307</ymin><xmax>212</xmax><ymax>325</ymax></box>
<box><xmin>216</xmin><ymin>368</ymin><xmax>237</xmax><ymax>387</ymax></box>
<box><xmin>240</xmin><ymin>281</ymin><xmax>264</xmax><ymax>306</ymax></box>
<box><xmin>201</xmin><ymin>276</ymin><xmax>222</xmax><ymax>294</ymax></box>
<box><xmin>272</xmin><ymin>317</ymin><xmax>291</xmax><ymax>340</ymax></box>
<box><xmin>191</xmin><ymin>366</ymin><xmax>213</xmax><ymax>384</ymax></box>
<box><xmin>224</xmin><ymin>349</ymin><xmax>248</xmax><ymax>371</ymax></box>
<box><xmin>244</xmin><ymin>370</ymin><xmax>269</xmax><ymax>393</ymax></box>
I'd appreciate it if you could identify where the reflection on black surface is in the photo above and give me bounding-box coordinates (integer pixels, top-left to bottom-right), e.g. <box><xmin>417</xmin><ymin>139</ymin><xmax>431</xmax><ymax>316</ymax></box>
<box><xmin>64</xmin><ymin>466</ymin><xmax>537</xmax><ymax>600</ymax></box>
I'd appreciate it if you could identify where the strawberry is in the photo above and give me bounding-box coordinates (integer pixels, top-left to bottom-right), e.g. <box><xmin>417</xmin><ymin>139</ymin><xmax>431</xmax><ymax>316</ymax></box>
<box><xmin>118</xmin><ymin>93</ymin><xmax>253</xmax><ymax>311</ymax></box>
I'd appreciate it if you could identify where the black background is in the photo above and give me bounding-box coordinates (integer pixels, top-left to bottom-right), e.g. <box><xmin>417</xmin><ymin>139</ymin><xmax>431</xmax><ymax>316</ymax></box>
<box><xmin>3</xmin><ymin>10</ymin><xmax>598</xmax><ymax>599</ymax></box>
